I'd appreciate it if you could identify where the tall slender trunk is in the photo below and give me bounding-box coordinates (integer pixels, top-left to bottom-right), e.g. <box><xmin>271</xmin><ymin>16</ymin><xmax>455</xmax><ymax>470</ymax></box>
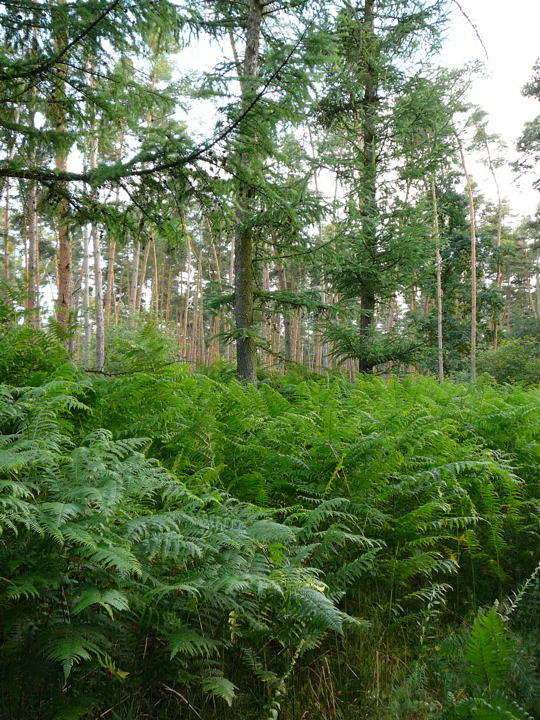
<box><xmin>104</xmin><ymin>132</ymin><xmax>123</xmax><ymax>323</ymax></box>
<box><xmin>276</xmin><ymin>255</ymin><xmax>293</xmax><ymax>364</ymax></box>
<box><xmin>136</xmin><ymin>239</ymin><xmax>151</xmax><ymax>312</ymax></box>
<box><xmin>81</xmin><ymin>227</ymin><xmax>91</xmax><ymax>365</ymax></box>
<box><xmin>165</xmin><ymin>265</ymin><xmax>173</xmax><ymax>323</ymax></box>
<box><xmin>308</xmin><ymin>124</ymin><xmax>327</xmax><ymax>371</ymax></box>
<box><xmin>208</xmin><ymin>239</ymin><xmax>222</xmax><ymax>363</ymax></box>
<box><xmin>26</xmin><ymin>40</ymin><xmax>40</xmax><ymax>328</ymax></box>
<box><xmin>2</xmin><ymin>112</ymin><xmax>18</xmax><ymax>284</ymax></box>
<box><xmin>130</xmin><ymin>241</ymin><xmax>140</xmax><ymax>313</ymax></box>
<box><xmin>3</xmin><ymin>179</ymin><xmax>10</xmax><ymax>284</ymax></box>
<box><xmin>89</xmin><ymin>125</ymin><xmax>105</xmax><ymax>370</ymax></box>
<box><xmin>358</xmin><ymin>0</ymin><xmax>379</xmax><ymax>373</ymax></box>
<box><xmin>233</xmin><ymin>0</ymin><xmax>263</xmax><ymax>380</ymax></box>
<box><xmin>104</xmin><ymin>240</ymin><xmax>116</xmax><ymax>323</ymax></box>
<box><xmin>54</xmin><ymin>0</ymin><xmax>72</xmax><ymax>344</ymax></box>
<box><xmin>431</xmin><ymin>178</ymin><xmax>444</xmax><ymax>383</ymax></box>
<box><xmin>151</xmin><ymin>237</ymin><xmax>159</xmax><ymax>318</ymax></box>
<box><xmin>23</xmin><ymin>205</ymin><xmax>29</xmax><ymax>296</ymax></box>
<box><xmin>182</xmin><ymin>239</ymin><xmax>192</xmax><ymax>358</ymax></box>
<box><xmin>197</xmin><ymin>254</ymin><xmax>205</xmax><ymax>364</ymax></box>
<box><xmin>484</xmin><ymin>139</ymin><xmax>503</xmax><ymax>348</ymax></box>
<box><xmin>91</xmin><ymin>225</ymin><xmax>104</xmax><ymax>370</ymax></box>
<box><xmin>457</xmin><ymin>137</ymin><xmax>477</xmax><ymax>381</ymax></box>
<box><xmin>358</xmin><ymin>291</ymin><xmax>376</xmax><ymax>373</ymax></box>
<box><xmin>189</xmin><ymin>250</ymin><xmax>203</xmax><ymax>365</ymax></box>
<box><xmin>26</xmin><ymin>179</ymin><xmax>40</xmax><ymax>328</ymax></box>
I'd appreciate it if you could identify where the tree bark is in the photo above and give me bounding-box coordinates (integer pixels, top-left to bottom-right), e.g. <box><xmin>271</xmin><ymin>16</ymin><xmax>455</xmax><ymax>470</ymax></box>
<box><xmin>136</xmin><ymin>238</ymin><xmax>151</xmax><ymax>312</ymax></box>
<box><xmin>2</xmin><ymin>112</ymin><xmax>19</xmax><ymax>285</ymax></box>
<box><xmin>26</xmin><ymin>179</ymin><xmax>40</xmax><ymax>328</ymax></box>
<box><xmin>275</xmin><ymin>255</ymin><xmax>293</xmax><ymax>364</ymax></box>
<box><xmin>358</xmin><ymin>0</ymin><xmax>379</xmax><ymax>373</ymax></box>
<box><xmin>484</xmin><ymin>138</ymin><xmax>503</xmax><ymax>348</ymax></box>
<box><xmin>54</xmin><ymin>0</ymin><xmax>72</xmax><ymax>344</ymax></box>
<box><xmin>104</xmin><ymin>132</ymin><xmax>123</xmax><ymax>324</ymax></box>
<box><xmin>104</xmin><ymin>239</ymin><xmax>116</xmax><ymax>323</ymax></box>
<box><xmin>358</xmin><ymin>290</ymin><xmax>376</xmax><ymax>373</ymax></box>
<box><xmin>165</xmin><ymin>265</ymin><xmax>173</xmax><ymax>323</ymax></box>
<box><xmin>151</xmin><ymin>237</ymin><xmax>159</xmax><ymax>318</ymax></box>
<box><xmin>130</xmin><ymin>241</ymin><xmax>140</xmax><ymax>313</ymax></box>
<box><xmin>431</xmin><ymin>178</ymin><xmax>444</xmax><ymax>383</ymax></box>
<box><xmin>81</xmin><ymin>227</ymin><xmax>91</xmax><ymax>365</ymax></box>
<box><xmin>90</xmin><ymin>127</ymin><xmax>105</xmax><ymax>370</ymax></box>
<box><xmin>457</xmin><ymin>137</ymin><xmax>478</xmax><ymax>381</ymax></box>
<box><xmin>182</xmin><ymin>238</ymin><xmax>192</xmax><ymax>358</ymax></box>
<box><xmin>3</xmin><ymin>180</ymin><xmax>10</xmax><ymax>284</ymax></box>
<box><xmin>233</xmin><ymin>0</ymin><xmax>263</xmax><ymax>380</ymax></box>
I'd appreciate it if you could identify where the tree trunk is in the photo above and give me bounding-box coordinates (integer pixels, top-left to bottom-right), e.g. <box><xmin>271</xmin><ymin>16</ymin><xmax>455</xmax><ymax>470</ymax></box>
<box><xmin>3</xmin><ymin>180</ymin><xmax>10</xmax><ymax>284</ymax></box>
<box><xmin>165</xmin><ymin>265</ymin><xmax>173</xmax><ymax>323</ymax></box>
<box><xmin>104</xmin><ymin>239</ymin><xmax>116</xmax><ymax>323</ymax></box>
<box><xmin>276</xmin><ymin>256</ymin><xmax>293</xmax><ymax>365</ymax></box>
<box><xmin>54</xmin><ymin>0</ymin><xmax>72</xmax><ymax>344</ymax></box>
<box><xmin>182</xmin><ymin>238</ymin><xmax>192</xmax><ymax>358</ymax></box>
<box><xmin>431</xmin><ymin>178</ymin><xmax>444</xmax><ymax>383</ymax></box>
<box><xmin>89</xmin><ymin>127</ymin><xmax>105</xmax><ymax>370</ymax></box>
<box><xmin>457</xmin><ymin>138</ymin><xmax>477</xmax><ymax>381</ymax></box>
<box><xmin>136</xmin><ymin>239</ymin><xmax>151</xmax><ymax>312</ymax></box>
<box><xmin>196</xmin><ymin>253</ymin><xmax>205</xmax><ymax>364</ymax></box>
<box><xmin>358</xmin><ymin>290</ymin><xmax>376</xmax><ymax>373</ymax></box>
<box><xmin>233</xmin><ymin>0</ymin><xmax>263</xmax><ymax>380</ymax></box>
<box><xmin>130</xmin><ymin>241</ymin><xmax>140</xmax><ymax>313</ymax></box>
<box><xmin>151</xmin><ymin>237</ymin><xmax>159</xmax><ymax>318</ymax></box>
<box><xmin>2</xmin><ymin>111</ymin><xmax>19</xmax><ymax>284</ymax></box>
<box><xmin>92</xmin><ymin>223</ymin><xmax>105</xmax><ymax>370</ymax></box>
<box><xmin>484</xmin><ymin>138</ymin><xmax>503</xmax><ymax>348</ymax></box>
<box><xmin>26</xmin><ymin>179</ymin><xmax>40</xmax><ymax>328</ymax></box>
<box><xmin>358</xmin><ymin>0</ymin><xmax>379</xmax><ymax>373</ymax></box>
<box><xmin>104</xmin><ymin>132</ymin><xmax>123</xmax><ymax>323</ymax></box>
<box><xmin>81</xmin><ymin>227</ymin><xmax>91</xmax><ymax>365</ymax></box>
<box><xmin>208</xmin><ymin>239</ymin><xmax>222</xmax><ymax>363</ymax></box>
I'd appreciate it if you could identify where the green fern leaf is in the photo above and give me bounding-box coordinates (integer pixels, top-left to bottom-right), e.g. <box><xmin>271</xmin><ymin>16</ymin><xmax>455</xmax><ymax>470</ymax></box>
<box><xmin>72</xmin><ymin>588</ymin><xmax>129</xmax><ymax>618</ymax></box>
<box><xmin>465</xmin><ymin>608</ymin><xmax>514</xmax><ymax>693</ymax></box>
<box><xmin>201</xmin><ymin>673</ymin><xmax>237</xmax><ymax>706</ymax></box>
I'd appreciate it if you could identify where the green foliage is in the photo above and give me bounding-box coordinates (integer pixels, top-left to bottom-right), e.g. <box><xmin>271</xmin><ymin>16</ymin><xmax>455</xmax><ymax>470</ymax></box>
<box><xmin>0</xmin><ymin>373</ymin><xmax>347</xmax><ymax>718</ymax></box>
<box><xmin>465</xmin><ymin>609</ymin><xmax>514</xmax><ymax>692</ymax></box>
<box><xmin>0</xmin><ymin>324</ymin><xmax>70</xmax><ymax>386</ymax></box>
<box><xmin>477</xmin><ymin>337</ymin><xmax>540</xmax><ymax>385</ymax></box>
<box><xmin>1</xmin><ymin>333</ymin><xmax>538</xmax><ymax>718</ymax></box>
<box><xmin>435</xmin><ymin>606</ymin><xmax>538</xmax><ymax>720</ymax></box>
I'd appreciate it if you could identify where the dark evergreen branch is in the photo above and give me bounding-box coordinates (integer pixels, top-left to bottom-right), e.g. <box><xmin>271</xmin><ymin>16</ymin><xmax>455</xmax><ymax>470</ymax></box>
<box><xmin>0</xmin><ymin>0</ymin><xmax>124</xmax><ymax>81</ymax></box>
<box><xmin>0</xmin><ymin>18</ymin><xmax>310</xmax><ymax>187</ymax></box>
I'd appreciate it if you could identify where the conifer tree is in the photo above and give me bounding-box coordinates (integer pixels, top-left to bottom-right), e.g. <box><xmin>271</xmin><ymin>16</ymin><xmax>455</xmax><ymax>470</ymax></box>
<box><xmin>318</xmin><ymin>0</ymin><xmax>450</xmax><ymax>371</ymax></box>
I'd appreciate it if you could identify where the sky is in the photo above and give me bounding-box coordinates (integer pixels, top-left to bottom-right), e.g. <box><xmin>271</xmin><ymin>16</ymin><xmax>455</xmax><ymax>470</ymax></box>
<box><xmin>436</xmin><ymin>0</ymin><xmax>539</xmax><ymax>218</ymax></box>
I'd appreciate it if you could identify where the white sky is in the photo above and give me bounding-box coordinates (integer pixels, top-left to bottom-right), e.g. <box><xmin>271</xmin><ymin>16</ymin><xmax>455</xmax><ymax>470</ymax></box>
<box><xmin>438</xmin><ymin>0</ymin><xmax>540</xmax><ymax>218</ymax></box>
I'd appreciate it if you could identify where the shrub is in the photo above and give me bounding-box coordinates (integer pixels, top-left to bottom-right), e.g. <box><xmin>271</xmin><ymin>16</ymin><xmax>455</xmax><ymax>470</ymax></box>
<box><xmin>477</xmin><ymin>337</ymin><xmax>540</xmax><ymax>385</ymax></box>
<box><xmin>0</xmin><ymin>325</ymin><xmax>70</xmax><ymax>386</ymax></box>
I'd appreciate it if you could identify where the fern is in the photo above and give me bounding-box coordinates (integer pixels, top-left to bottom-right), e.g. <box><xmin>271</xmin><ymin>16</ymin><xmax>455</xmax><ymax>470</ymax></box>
<box><xmin>201</xmin><ymin>672</ymin><xmax>237</xmax><ymax>706</ymax></box>
<box><xmin>0</xmin><ymin>377</ymin><xmax>347</xmax><ymax>718</ymax></box>
<box><xmin>465</xmin><ymin>609</ymin><xmax>514</xmax><ymax>692</ymax></box>
<box><xmin>1</xmin><ymin>336</ymin><xmax>538</xmax><ymax>719</ymax></box>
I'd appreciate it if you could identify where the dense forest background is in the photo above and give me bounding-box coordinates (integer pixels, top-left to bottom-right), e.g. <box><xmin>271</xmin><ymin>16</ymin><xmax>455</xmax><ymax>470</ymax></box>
<box><xmin>0</xmin><ymin>1</ymin><xmax>538</xmax><ymax>719</ymax></box>
<box><xmin>0</xmin><ymin>0</ymin><xmax>538</xmax><ymax>381</ymax></box>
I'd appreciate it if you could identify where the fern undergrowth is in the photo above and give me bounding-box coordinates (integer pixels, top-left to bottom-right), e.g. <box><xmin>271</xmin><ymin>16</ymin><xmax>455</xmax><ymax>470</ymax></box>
<box><xmin>0</xmin><ymin>327</ymin><xmax>538</xmax><ymax>719</ymax></box>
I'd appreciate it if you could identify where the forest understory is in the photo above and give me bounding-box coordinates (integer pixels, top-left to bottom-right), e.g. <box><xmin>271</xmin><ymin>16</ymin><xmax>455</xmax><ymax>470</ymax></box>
<box><xmin>0</xmin><ymin>0</ymin><xmax>539</xmax><ymax>718</ymax></box>
<box><xmin>0</xmin><ymin>322</ymin><xmax>538</xmax><ymax>720</ymax></box>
